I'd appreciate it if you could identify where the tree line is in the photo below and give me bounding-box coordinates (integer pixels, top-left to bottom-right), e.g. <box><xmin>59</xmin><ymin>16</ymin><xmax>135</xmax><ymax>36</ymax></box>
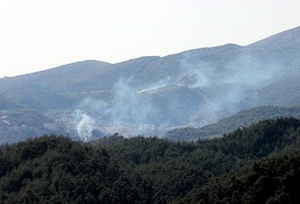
<box><xmin>0</xmin><ymin>117</ymin><xmax>300</xmax><ymax>203</ymax></box>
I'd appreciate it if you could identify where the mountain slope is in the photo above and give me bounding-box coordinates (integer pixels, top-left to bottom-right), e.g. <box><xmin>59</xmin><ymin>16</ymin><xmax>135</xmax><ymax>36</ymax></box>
<box><xmin>166</xmin><ymin>106</ymin><xmax>300</xmax><ymax>140</ymax></box>
<box><xmin>0</xmin><ymin>25</ymin><xmax>300</xmax><ymax>141</ymax></box>
<box><xmin>0</xmin><ymin>108</ymin><xmax>67</xmax><ymax>144</ymax></box>
<box><xmin>0</xmin><ymin>96</ymin><xmax>19</xmax><ymax>109</ymax></box>
<box><xmin>248</xmin><ymin>25</ymin><xmax>300</xmax><ymax>51</ymax></box>
<box><xmin>0</xmin><ymin>60</ymin><xmax>111</xmax><ymax>110</ymax></box>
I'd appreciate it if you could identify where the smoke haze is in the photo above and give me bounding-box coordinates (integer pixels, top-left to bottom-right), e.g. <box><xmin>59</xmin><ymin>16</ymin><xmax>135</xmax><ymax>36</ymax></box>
<box><xmin>73</xmin><ymin>47</ymin><xmax>291</xmax><ymax>140</ymax></box>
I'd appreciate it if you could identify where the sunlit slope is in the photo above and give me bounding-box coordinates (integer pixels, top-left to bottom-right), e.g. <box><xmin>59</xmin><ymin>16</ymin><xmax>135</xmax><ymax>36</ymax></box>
<box><xmin>0</xmin><ymin>25</ymin><xmax>299</xmax><ymax>139</ymax></box>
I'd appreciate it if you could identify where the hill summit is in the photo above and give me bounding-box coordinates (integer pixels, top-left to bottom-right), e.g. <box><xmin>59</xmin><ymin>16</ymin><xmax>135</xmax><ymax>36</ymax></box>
<box><xmin>0</xmin><ymin>25</ymin><xmax>300</xmax><ymax>141</ymax></box>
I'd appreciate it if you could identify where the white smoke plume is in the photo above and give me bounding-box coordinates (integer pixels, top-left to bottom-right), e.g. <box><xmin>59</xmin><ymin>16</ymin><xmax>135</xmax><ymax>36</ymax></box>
<box><xmin>73</xmin><ymin>78</ymin><xmax>162</xmax><ymax>139</ymax></box>
<box><xmin>73</xmin><ymin>110</ymin><xmax>95</xmax><ymax>141</ymax></box>
<box><xmin>135</xmin><ymin>76</ymin><xmax>172</xmax><ymax>93</ymax></box>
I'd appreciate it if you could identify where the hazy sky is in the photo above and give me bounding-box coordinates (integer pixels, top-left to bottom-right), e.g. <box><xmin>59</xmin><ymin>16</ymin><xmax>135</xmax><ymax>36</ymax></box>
<box><xmin>0</xmin><ymin>0</ymin><xmax>299</xmax><ymax>77</ymax></box>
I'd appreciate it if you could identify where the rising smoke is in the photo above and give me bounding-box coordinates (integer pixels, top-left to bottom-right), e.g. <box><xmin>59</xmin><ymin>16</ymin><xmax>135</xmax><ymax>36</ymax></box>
<box><xmin>178</xmin><ymin>50</ymin><xmax>283</xmax><ymax>120</ymax></box>
<box><xmin>73</xmin><ymin>79</ymin><xmax>160</xmax><ymax>140</ymax></box>
<box><xmin>73</xmin><ymin>110</ymin><xmax>95</xmax><ymax>141</ymax></box>
<box><xmin>73</xmin><ymin>47</ymin><xmax>286</xmax><ymax>141</ymax></box>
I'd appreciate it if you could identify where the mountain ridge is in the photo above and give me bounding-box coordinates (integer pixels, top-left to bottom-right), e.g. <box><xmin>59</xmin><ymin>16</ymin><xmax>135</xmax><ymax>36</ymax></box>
<box><xmin>247</xmin><ymin>25</ymin><xmax>300</xmax><ymax>50</ymax></box>
<box><xmin>166</xmin><ymin>106</ymin><xmax>300</xmax><ymax>141</ymax></box>
<box><xmin>0</xmin><ymin>25</ymin><xmax>300</xmax><ymax>142</ymax></box>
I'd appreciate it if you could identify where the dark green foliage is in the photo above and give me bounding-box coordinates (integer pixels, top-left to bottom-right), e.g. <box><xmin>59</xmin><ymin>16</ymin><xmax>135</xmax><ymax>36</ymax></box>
<box><xmin>0</xmin><ymin>117</ymin><xmax>300</xmax><ymax>203</ymax></box>
<box><xmin>181</xmin><ymin>148</ymin><xmax>300</xmax><ymax>204</ymax></box>
<box><xmin>0</xmin><ymin>135</ymin><xmax>111</xmax><ymax>203</ymax></box>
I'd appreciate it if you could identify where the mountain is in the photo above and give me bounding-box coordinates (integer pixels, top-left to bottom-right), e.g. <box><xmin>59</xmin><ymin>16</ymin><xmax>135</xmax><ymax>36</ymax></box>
<box><xmin>0</xmin><ymin>117</ymin><xmax>300</xmax><ymax>203</ymax></box>
<box><xmin>0</xmin><ymin>96</ymin><xmax>19</xmax><ymax>109</ymax></box>
<box><xmin>0</xmin><ymin>25</ymin><xmax>300</xmax><ymax>142</ymax></box>
<box><xmin>248</xmin><ymin>25</ymin><xmax>300</xmax><ymax>51</ymax></box>
<box><xmin>166</xmin><ymin>106</ymin><xmax>300</xmax><ymax>141</ymax></box>
<box><xmin>0</xmin><ymin>60</ymin><xmax>111</xmax><ymax>111</ymax></box>
<box><xmin>0</xmin><ymin>108</ymin><xmax>67</xmax><ymax>144</ymax></box>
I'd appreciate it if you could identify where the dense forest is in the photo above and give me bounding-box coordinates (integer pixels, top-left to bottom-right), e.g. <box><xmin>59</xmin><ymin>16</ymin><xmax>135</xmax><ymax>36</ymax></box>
<box><xmin>0</xmin><ymin>117</ymin><xmax>300</xmax><ymax>203</ymax></box>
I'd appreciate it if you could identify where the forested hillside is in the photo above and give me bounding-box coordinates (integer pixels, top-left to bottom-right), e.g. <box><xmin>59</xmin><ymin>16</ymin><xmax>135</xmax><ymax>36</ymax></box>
<box><xmin>181</xmin><ymin>148</ymin><xmax>300</xmax><ymax>203</ymax></box>
<box><xmin>166</xmin><ymin>106</ymin><xmax>300</xmax><ymax>140</ymax></box>
<box><xmin>0</xmin><ymin>117</ymin><xmax>299</xmax><ymax>203</ymax></box>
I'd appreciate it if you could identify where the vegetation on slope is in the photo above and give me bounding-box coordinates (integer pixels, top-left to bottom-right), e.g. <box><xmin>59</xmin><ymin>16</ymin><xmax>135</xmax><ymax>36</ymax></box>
<box><xmin>0</xmin><ymin>108</ymin><xmax>66</xmax><ymax>145</ymax></box>
<box><xmin>0</xmin><ymin>117</ymin><xmax>300</xmax><ymax>203</ymax></box>
<box><xmin>166</xmin><ymin>106</ymin><xmax>300</xmax><ymax>140</ymax></box>
<box><xmin>181</xmin><ymin>148</ymin><xmax>300</xmax><ymax>204</ymax></box>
